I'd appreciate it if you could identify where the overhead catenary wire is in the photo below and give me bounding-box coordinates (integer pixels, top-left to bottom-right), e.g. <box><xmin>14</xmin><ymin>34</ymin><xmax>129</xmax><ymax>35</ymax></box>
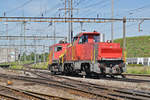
<box><xmin>83</xmin><ymin>2</ymin><xmax>110</xmax><ymax>17</ymax></box>
<box><xmin>81</xmin><ymin>0</ymin><xmax>109</xmax><ymax>9</ymax></box>
<box><xmin>73</xmin><ymin>0</ymin><xmax>90</xmax><ymax>7</ymax></box>
<box><xmin>38</xmin><ymin>1</ymin><xmax>63</xmax><ymax>17</ymax></box>
<box><xmin>115</xmin><ymin>3</ymin><xmax>150</xmax><ymax>17</ymax></box>
<box><xmin>5</xmin><ymin>0</ymin><xmax>33</xmax><ymax>15</ymax></box>
<box><xmin>76</xmin><ymin>0</ymin><xmax>110</xmax><ymax>18</ymax></box>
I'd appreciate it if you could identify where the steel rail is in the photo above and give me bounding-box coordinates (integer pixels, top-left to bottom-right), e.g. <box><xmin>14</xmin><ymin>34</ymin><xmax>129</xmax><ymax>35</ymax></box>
<box><xmin>20</xmin><ymin>68</ymin><xmax>150</xmax><ymax>83</ymax></box>
<box><xmin>0</xmin><ymin>85</ymin><xmax>48</xmax><ymax>100</ymax></box>
<box><xmin>0</xmin><ymin>73</ymin><xmax>118</xmax><ymax>100</ymax></box>
<box><xmin>20</xmin><ymin>89</ymin><xmax>71</xmax><ymax>100</ymax></box>
<box><xmin>22</xmin><ymin>63</ymin><xmax>150</xmax><ymax>99</ymax></box>
<box><xmin>8</xmin><ymin>63</ymin><xmax>150</xmax><ymax>100</ymax></box>
<box><xmin>9</xmin><ymin>68</ymin><xmax>150</xmax><ymax>83</ymax></box>
<box><xmin>123</xmin><ymin>73</ymin><xmax>150</xmax><ymax>77</ymax></box>
<box><xmin>16</xmin><ymin>68</ymin><xmax>150</xmax><ymax>100</ymax></box>
<box><xmin>36</xmin><ymin>71</ymin><xmax>150</xmax><ymax>100</ymax></box>
<box><xmin>0</xmin><ymin>93</ymin><xmax>20</xmax><ymax>100</ymax></box>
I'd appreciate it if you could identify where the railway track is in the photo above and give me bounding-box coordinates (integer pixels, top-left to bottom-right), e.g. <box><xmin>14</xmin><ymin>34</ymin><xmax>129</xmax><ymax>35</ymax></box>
<box><xmin>9</xmin><ymin>68</ymin><xmax>150</xmax><ymax>100</ymax></box>
<box><xmin>36</xmin><ymin>71</ymin><xmax>150</xmax><ymax>100</ymax></box>
<box><xmin>22</xmin><ymin>63</ymin><xmax>150</xmax><ymax>83</ymax></box>
<box><xmin>20</xmin><ymin>67</ymin><xmax>150</xmax><ymax>83</ymax></box>
<box><xmin>123</xmin><ymin>73</ymin><xmax>150</xmax><ymax>77</ymax></box>
<box><xmin>0</xmin><ymin>73</ymin><xmax>119</xmax><ymax>100</ymax></box>
<box><xmin>5</xmin><ymin>63</ymin><xmax>150</xmax><ymax>99</ymax></box>
<box><xmin>0</xmin><ymin>84</ymin><xmax>66</xmax><ymax>100</ymax></box>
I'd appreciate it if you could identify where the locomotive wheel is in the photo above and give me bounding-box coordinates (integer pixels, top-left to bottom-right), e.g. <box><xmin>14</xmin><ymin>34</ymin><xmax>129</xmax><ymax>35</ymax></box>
<box><xmin>63</xmin><ymin>64</ymin><xmax>74</xmax><ymax>75</ymax></box>
<box><xmin>51</xmin><ymin>71</ymin><xmax>56</xmax><ymax>75</ymax></box>
<box><xmin>82</xmin><ymin>64</ymin><xmax>91</xmax><ymax>77</ymax></box>
<box><xmin>121</xmin><ymin>74</ymin><xmax>126</xmax><ymax>78</ymax></box>
<box><xmin>64</xmin><ymin>64</ymin><xmax>70</xmax><ymax>75</ymax></box>
<box><xmin>48</xmin><ymin>64</ymin><xmax>51</xmax><ymax>70</ymax></box>
<box><xmin>110</xmin><ymin>75</ymin><xmax>115</xmax><ymax>78</ymax></box>
<box><xmin>48</xmin><ymin>64</ymin><xmax>58</xmax><ymax>75</ymax></box>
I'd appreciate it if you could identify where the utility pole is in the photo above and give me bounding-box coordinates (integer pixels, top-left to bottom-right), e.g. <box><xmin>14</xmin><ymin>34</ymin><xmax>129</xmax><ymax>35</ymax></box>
<box><xmin>5</xmin><ymin>23</ymin><xmax>9</xmax><ymax>63</ymax></box>
<box><xmin>65</xmin><ymin>0</ymin><xmax>67</xmax><ymax>18</ymax></box>
<box><xmin>123</xmin><ymin>17</ymin><xmax>126</xmax><ymax>60</ymax></box>
<box><xmin>70</xmin><ymin>0</ymin><xmax>73</xmax><ymax>42</ymax></box>
<box><xmin>80</xmin><ymin>22</ymin><xmax>83</xmax><ymax>32</ymax></box>
<box><xmin>43</xmin><ymin>45</ymin><xmax>46</xmax><ymax>64</ymax></box>
<box><xmin>23</xmin><ymin>22</ymin><xmax>26</xmax><ymax>62</ymax></box>
<box><xmin>59</xmin><ymin>0</ymin><xmax>72</xmax><ymax>42</ymax></box>
<box><xmin>34</xmin><ymin>36</ymin><xmax>37</xmax><ymax>65</ymax></box>
<box><xmin>67</xmin><ymin>0</ymin><xmax>74</xmax><ymax>42</ymax></box>
<box><xmin>19</xmin><ymin>23</ymin><xmax>23</xmax><ymax>64</ymax></box>
<box><xmin>30</xmin><ymin>51</ymin><xmax>32</xmax><ymax>62</ymax></box>
<box><xmin>5</xmin><ymin>23</ymin><xmax>8</xmax><ymax>39</ymax></box>
<box><xmin>111</xmin><ymin>0</ymin><xmax>114</xmax><ymax>42</ymax></box>
<box><xmin>53</xmin><ymin>22</ymin><xmax>56</xmax><ymax>44</ymax></box>
<box><xmin>68</xmin><ymin>0</ymin><xmax>71</xmax><ymax>42</ymax></box>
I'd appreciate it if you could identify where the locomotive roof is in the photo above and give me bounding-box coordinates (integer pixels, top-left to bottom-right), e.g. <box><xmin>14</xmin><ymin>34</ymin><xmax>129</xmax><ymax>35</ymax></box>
<box><xmin>74</xmin><ymin>32</ymin><xmax>100</xmax><ymax>38</ymax></box>
<box><xmin>50</xmin><ymin>43</ymin><xmax>70</xmax><ymax>48</ymax></box>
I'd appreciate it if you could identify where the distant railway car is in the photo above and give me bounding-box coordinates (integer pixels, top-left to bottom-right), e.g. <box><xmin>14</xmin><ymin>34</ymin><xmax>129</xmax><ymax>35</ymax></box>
<box><xmin>48</xmin><ymin>31</ymin><xmax>126</xmax><ymax>77</ymax></box>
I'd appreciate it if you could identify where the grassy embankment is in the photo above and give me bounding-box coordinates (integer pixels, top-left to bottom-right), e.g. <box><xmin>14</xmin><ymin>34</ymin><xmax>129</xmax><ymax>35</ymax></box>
<box><xmin>114</xmin><ymin>36</ymin><xmax>150</xmax><ymax>57</ymax></box>
<box><xmin>126</xmin><ymin>65</ymin><xmax>150</xmax><ymax>74</ymax></box>
<box><xmin>0</xmin><ymin>60</ymin><xmax>48</xmax><ymax>69</ymax></box>
<box><xmin>10</xmin><ymin>61</ymin><xmax>34</xmax><ymax>69</ymax></box>
<box><xmin>115</xmin><ymin>36</ymin><xmax>150</xmax><ymax>74</ymax></box>
<box><xmin>31</xmin><ymin>62</ymin><xmax>48</xmax><ymax>69</ymax></box>
<box><xmin>0</xmin><ymin>61</ymin><xmax>33</xmax><ymax>69</ymax></box>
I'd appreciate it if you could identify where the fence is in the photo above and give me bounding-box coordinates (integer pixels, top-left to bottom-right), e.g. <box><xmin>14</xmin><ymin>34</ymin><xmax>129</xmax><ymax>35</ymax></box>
<box><xmin>126</xmin><ymin>57</ymin><xmax>150</xmax><ymax>66</ymax></box>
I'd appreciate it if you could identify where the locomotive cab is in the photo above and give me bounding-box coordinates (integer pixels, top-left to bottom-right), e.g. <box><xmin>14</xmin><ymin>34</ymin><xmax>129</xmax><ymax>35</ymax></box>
<box><xmin>72</xmin><ymin>31</ymin><xmax>100</xmax><ymax>45</ymax></box>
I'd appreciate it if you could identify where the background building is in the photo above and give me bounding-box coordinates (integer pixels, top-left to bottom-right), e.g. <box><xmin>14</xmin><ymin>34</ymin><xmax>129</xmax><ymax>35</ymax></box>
<box><xmin>0</xmin><ymin>48</ymin><xmax>18</xmax><ymax>63</ymax></box>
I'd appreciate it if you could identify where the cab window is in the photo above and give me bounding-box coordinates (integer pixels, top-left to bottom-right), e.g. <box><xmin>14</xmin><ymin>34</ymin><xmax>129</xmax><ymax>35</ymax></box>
<box><xmin>94</xmin><ymin>35</ymin><xmax>100</xmax><ymax>42</ymax></box>
<box><xmin>73</xmin><ymin>37</ymin><xmax>78</xmax><ymax>44</ymax></box>
<box><xmin>78</xmin><ymin>35</ymin><xmax>88</xmax><ymax>44</ymax></box>
<box><xmin>55</xmin><ymin>46</ymin><xmax>62</xmax><ymax>52</ymax></box>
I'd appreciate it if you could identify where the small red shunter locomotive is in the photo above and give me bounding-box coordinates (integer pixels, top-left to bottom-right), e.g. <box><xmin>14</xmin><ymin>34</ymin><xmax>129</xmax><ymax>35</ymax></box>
<box><xmin>48</xmin><ymin>31</ymin><xmax>126</xmax><ymax>77</ymax></box>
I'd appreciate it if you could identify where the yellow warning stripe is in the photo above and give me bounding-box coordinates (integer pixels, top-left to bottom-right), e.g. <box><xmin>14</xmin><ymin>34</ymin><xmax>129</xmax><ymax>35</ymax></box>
<box><xmin>49</xmin><ymin>51</ymin><xmax>53</xmax><ymax>65</ymax></box>
<box><xmin>94</xmin><ymin>47</ymin><xmax>95</xmax><ymax>63</ymax></box>
<box><xmin>72</xmin><ymin>46</ymin><xmax>75</xmax><ymax>60</ymax></box>
<box><xmin>124</xmin><ymin>50</ymin><xmax>127</xmax><ymax>62</ymax></box>
<box><xmin>91</xmin><ymin>48</ymin><xmax>93</xmax><ymax>63</ymax></box>
<box><xmin>59</xmin><ymin>49</ymin><xmax>67</xmax><ymax>64</ymax></box>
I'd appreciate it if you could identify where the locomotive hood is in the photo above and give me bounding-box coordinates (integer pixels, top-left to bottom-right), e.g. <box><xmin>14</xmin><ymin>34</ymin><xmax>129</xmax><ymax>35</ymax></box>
<box><xmin>97</xmin><ymin>42</ymin><xmax>123</xmax><ymax>60</ymax></box>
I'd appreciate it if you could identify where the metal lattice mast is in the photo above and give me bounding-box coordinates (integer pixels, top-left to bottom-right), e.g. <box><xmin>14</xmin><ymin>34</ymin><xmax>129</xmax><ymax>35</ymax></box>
<box><xmin>111</xmin><ymin>0</ymin><xmax>114</xmax><ymax>42</ymax></box>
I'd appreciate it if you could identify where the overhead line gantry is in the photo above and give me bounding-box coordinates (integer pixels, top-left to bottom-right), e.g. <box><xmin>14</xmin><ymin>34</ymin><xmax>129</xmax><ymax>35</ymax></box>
<box><xmin>0</xmin><ymin>35</ymin><xmax>66</xmax><ymax>40</ymax></box>
<box><xmin>0</xmin><ymin>16</ymin><xmax>150</xmax><ymax>59</ymax></box>
<box><xmin>0</xmin><ymin>17</ymin><xmax>150</xmax><ymax>23</ymax></box>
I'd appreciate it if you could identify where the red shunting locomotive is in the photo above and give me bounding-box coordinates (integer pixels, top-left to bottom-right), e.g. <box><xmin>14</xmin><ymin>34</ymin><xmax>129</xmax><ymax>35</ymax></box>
<box><xmin>48</xmin><ymin>31</ymin><xmax>126</xmax><ymax>77</ymax></box>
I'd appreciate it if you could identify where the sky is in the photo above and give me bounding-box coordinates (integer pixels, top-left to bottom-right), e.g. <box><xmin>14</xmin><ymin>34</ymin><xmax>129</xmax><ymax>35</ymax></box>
<box><xmin>0</xmin><ymin>0</ymin><xmax>150</xmax><ymax>53</ymax></box>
